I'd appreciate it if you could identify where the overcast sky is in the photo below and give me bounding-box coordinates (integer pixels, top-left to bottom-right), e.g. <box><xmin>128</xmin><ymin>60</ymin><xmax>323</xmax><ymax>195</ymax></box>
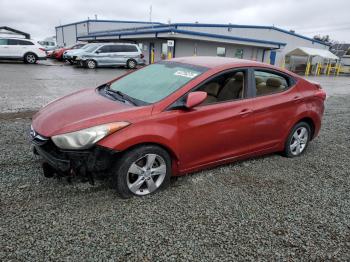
<box><xmin>0</xmin><ymin>0</ymin><xmax>349</xmax><ymax>42</ymax></box>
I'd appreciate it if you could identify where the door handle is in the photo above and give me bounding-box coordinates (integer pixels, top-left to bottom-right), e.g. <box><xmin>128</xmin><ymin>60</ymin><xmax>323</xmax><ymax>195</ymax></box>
<box><xmin>293</xmin><ymin>95</ymin><xmax>302</xmax><ymax>103</ymax></box>
<box><xmin>239</xmin><ymin>108</ymin><xmax>253</xmax><ymax>116</ymax></box>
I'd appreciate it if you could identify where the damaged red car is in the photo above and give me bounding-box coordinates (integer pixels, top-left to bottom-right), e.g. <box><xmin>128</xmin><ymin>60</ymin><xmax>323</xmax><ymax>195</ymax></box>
<box><xmin>30</xmin><ymin>57</ymin><xmax>326</xmax><ymax>198</ymax></box>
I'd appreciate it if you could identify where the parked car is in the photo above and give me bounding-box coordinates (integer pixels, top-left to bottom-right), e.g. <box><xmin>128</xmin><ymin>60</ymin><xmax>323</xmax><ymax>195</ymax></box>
<box><xmin>30</xmin><ymin>57</ymin><xmax>326</xmax><ymax>198</ymax></box>
<box><xmin>63</xmin><ymin>43</ymin><xmax>101</xmax><ymax>64</ymax></box>
<box><xmin>75</xmin><ymin>43</ymin><xmax>145</xmax><ymax>69</ymax></box>
<box><xmin>51</xmin><ymin>43</ymin><xmax>86</xmax><ymax>61</ymax></box>
<box><xmin>0</xmin><ymin>37</ymin><xmax>46</xmax><ymax>64</ymax></box>
<box><xmin>38</xmin><ymin>40</ymin><xmax>57</xmax><ymax>51</ymax></box>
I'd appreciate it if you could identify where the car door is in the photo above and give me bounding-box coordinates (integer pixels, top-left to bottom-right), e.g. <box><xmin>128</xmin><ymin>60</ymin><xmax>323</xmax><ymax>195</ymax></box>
<box><xmin>108</xmin><ymin>45</ymin><xmax>124</xmax><ymax>65</ymax></box>
<box><xmin>0</xmin><ymin>38</ymin><xmax>9</xmax><ymax>57</ymax></box>
<box><xmin>94</xmin><ymin>45</ymin><xmax>112</xmax><ymax>65</ymax></box>
<box><xmin>17</xmin><ymin>39</ymin><xmax>34</xmax><ymax>57</ymax></box>
<box><xmin>176</xmin><ymin>69</ymin><xmax>256</xmax><ymax>172</ymax></box>
<box><xmin>6</xmin><ymin>39</ymin><xmax>20</xmax><ymax>57</ymax></box>
<box><xmin>249</xmin><ymin>68</ymin><xmax>302</xmax><ymax>151</ymax></box>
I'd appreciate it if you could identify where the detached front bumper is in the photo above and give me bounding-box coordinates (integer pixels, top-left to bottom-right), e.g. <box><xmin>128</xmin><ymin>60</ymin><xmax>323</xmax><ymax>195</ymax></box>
<box><xmin>30</xmin><ymin>129</ymin><xmax>117</xmax><ymax>182</ymax></box>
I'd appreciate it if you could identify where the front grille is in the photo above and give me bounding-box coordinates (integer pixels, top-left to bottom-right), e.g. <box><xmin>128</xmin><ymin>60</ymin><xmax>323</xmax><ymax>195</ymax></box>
<box><xmin>30</xmin><ymin>126</ymin><xmax>49</xmax><ymax>146</ymax></box>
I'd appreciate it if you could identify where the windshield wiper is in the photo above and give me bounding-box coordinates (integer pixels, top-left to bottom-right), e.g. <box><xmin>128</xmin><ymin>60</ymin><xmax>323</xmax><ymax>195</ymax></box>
<box><xmin>105</xmin><ymin>87</ymin><xmax>138</xmax><ymax>106</ymax></box>
<box><xmin>104</xmin><ymin>87</ymin><xmax>127</xmax><ymax>104</ymax></box>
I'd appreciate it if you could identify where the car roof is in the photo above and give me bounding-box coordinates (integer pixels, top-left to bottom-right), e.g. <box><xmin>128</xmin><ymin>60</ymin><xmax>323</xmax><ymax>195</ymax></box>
<box><xmin>171</xmin><ymin>56</ymin><xmax>273</xmax><ymax>69</ymax></box>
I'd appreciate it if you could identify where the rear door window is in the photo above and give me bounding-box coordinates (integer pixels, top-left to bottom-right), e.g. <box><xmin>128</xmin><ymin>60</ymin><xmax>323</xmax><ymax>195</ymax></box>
<box><xmin>109</xmin><ymin>45</ymin><xmax>122</xmax><ymax>53</ymax></box>
<box><xmin>253</xmin><ymin>70</ymin><xmax>290</xmax><ymax>96</ymax></box>
<box><xmin>17</xmin><ymin>40</ymin><xmax>34</xmax><ymax>45</ymax></box>
<box><xmin>8</xmin><ymin>39</ymin><xmax>19</xmax><ymax>45</ymax></box>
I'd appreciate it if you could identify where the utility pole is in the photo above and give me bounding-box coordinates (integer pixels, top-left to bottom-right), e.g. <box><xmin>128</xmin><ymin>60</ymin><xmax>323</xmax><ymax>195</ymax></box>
<box><xmin>149</xmin><ymin>5</ymin><xmax>152</xmax><ymax>23</ymax></box>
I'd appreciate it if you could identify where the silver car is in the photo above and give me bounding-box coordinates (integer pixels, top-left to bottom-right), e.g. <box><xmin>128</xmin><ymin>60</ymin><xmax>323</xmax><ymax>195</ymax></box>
<box><xmin>63</xmin><ymin>43</ymin><xmax>99</xmax><ymax>64</ymax></box>
<box><xmin>75</xmin><ymin>43</ymin><xmax>145</xmax><ymax>69</ymax></box>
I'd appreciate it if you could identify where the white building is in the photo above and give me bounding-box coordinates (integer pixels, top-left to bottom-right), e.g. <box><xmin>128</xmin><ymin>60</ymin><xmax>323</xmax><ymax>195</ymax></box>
<box><xmin>56</xmin><ymin>20</ymin><xmax>331</xmax><ymax>67</ymax></box>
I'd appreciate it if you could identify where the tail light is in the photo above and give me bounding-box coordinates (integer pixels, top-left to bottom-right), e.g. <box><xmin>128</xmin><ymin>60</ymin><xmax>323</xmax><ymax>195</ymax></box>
<box><xmin>39</xmin><ymin>48</ymin><xmax>46</xmax><ymax>52</ymax></box>
<box><xmin>140</xmin><ymin>53</ymin><xmax>144</xmax><ymax>59</ymax></box>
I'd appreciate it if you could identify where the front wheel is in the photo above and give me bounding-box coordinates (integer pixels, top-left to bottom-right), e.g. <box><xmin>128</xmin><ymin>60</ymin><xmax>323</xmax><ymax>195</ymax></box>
<box><xmin>24</xmin><ymin>53</ymin><xmax>37</xmax><ymax>64</ymax></box>
<box><xmin>127</xmin><ymin>59</ymin><xmax>137</xmax><ymax>69</ymax></box>
<box><xmin>86</xmin><ymin>59</ymin><xmax>97</xmax><ymax>69</ymax></box>
<box><xmin>284</xmin><ymin>122</ymin><xmax>311</xmax><ymax>157</ymax></box>
<box><xmin>113</xmin><ymin>145</ymin><xmax>171</xmax><ymax>198</ymax></box>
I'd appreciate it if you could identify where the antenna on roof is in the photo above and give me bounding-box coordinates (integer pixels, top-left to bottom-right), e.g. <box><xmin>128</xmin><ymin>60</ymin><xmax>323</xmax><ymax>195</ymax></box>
<box><xmin>94</xmin><ymin>14</ymin><xmax>98</xmax><ymax>20</ymax></box>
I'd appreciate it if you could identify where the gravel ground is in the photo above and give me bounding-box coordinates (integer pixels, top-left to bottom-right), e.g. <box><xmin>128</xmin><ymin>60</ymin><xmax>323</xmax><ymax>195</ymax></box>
<box><xmin>1</xmin><ymin>93</ymin><xmax>350</xmax><ymax>260</ymax></box>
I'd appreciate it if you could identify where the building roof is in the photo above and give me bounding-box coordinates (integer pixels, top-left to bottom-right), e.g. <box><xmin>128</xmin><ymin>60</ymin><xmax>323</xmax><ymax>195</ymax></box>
<box><xmin>0</xmin><ymin>26</ymin><xmax>30</xmax><ymax>39</ymax></box>
<box><xmin>55</xmin><ymin>19</ymin><xmax>162</xmax><ymax>29</ymax></box>
<box><xmin>285</xmin><ymin>47</ymin><xmax>339</xmax><ymax>60</ymax></box>
<box><xmin>76</xmin><ymin>22</ymin><xmax>330</xmax><ymax>47</ymax></box>
<box><xmin>78</xmin><ymin>27</ymin><xmax>286</xmax><ymax>48</ymax></box>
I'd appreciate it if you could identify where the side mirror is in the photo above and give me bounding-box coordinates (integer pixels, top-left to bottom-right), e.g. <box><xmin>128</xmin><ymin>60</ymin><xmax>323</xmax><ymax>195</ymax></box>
<box><xmin>185</xmin><ymin>91</ymin><xmax>207</xmax><ymax>109</ymax></box>
<box><xmin>96</xmin><ymin>50</ymin><xmax>101</xmax><ymax>54</ymax></box>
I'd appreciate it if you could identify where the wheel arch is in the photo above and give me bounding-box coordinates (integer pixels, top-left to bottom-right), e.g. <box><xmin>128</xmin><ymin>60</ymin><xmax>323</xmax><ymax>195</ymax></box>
<box><xmin>115</xmin><ymin>142</ymin><xmax>180</xmax><ymax>176</ymax></box>
<box><xmin>296</xmin><ymin>117</ymin><xmax>315</xmax><ymax>140</ymax></box>
<box><xmin>23</xmin><ymin>52</ymin><xmax>38</xmax><ymax>59</ymax></box>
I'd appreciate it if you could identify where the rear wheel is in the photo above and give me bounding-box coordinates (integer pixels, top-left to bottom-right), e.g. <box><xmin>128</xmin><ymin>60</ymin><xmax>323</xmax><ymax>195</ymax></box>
<box><xmin>24</xmin><ymin>53</ymin><xmax>37</xmax><ymax>64</ymax></box>
<box><xmin>284</xmin><ymin>122</ymin><xmax>311</xmax><ymax>157</ymax></box>
<box><xmin>127</xmin><ymin>59</ymin><xmax>137</xmax><ymax>69</ymax></box>
<box><xmin>113</xmin><ymin>145</ymin><xmax>171</xmax><ymax>198</ymax></box>
<box><xmin>86</xmin><ymin>60</ymin><xmax>97</xmax><ymax>69</ymax></box>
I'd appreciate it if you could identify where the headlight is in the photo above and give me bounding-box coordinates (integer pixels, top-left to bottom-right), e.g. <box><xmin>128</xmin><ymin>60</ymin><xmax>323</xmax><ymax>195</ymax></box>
<box><xmin>51</xmin><ymin>122</ymin><xmax>130</xmax><ymax>150</ymax></box>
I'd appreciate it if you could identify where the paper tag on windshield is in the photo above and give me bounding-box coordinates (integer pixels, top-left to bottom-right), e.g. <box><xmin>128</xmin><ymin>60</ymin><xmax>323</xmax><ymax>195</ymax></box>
<box><xmin>174</xmin><ymin>70</ymin><xmax>198</xmax><ymax>78</ymax></box>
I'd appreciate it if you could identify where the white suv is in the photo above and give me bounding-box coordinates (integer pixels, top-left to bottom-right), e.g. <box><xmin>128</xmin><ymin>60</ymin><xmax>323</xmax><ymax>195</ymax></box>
<box><xmin>0</xmin><ymin>38</ymin><xmax>46</xmax><ymax>64</ymax></box>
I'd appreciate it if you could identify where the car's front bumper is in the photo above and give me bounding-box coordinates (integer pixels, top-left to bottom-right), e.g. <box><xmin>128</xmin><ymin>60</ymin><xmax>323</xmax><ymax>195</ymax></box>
<box><xmin>30</xmin><ymin>129</ymin><xmax>117</xmax><ymax>182</ymax></box>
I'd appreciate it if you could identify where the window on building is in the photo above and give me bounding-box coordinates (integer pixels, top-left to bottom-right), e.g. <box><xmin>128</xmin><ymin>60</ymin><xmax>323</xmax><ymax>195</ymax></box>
<box><xmin>254</xmin><ymin>70</ymin><xmax>289</xmax><ymax>96</ymax></box>
<box><xmin>234</xmin><ymin>49</ymin><xmax>244</xmax><ymax>59</ymax></box>
<box><xmin>217</xmin><ymin>47</ymin><xmax>226</xmax><ymax>57</ymax></box>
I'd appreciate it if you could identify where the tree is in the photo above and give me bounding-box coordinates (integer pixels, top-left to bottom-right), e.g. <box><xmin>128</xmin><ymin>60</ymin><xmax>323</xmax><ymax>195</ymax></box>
<box><xmin>313</xmin><ymin>34</ymin><xmax>331</xmax><ymax>43</ymax></box>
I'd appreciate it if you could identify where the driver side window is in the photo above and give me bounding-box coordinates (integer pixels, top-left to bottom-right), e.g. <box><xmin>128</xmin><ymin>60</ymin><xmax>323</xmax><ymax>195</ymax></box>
<box><xmin>196</xmin><ymin>70</ymin><xmax>246</xmax><ymax>106</ymax></box>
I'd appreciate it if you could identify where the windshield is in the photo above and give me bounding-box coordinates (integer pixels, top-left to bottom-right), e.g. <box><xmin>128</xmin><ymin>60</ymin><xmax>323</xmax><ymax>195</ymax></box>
<box><xmin>109</xmin><ymin>62</ymin><xmax>208</xmax><ymax>104</ymax></box>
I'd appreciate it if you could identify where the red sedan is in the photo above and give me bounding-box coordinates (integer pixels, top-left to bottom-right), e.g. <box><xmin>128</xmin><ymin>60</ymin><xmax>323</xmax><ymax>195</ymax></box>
<box><xmin>30</xmin><ymin>57</ymin><xmax>326</xmax><ymax>198</ymax></box>
<box><xmin>50</xmin><ymin>43</ymin><xmax>85</xmax><ymax>60</ymax></box>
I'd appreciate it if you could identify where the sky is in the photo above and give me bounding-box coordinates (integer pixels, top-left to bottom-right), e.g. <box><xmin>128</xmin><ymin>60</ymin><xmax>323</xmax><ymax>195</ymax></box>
<box><xmin>0</xmin><ymin>0</ymin><xmax>349</xmax><ymax>42</ymax></box>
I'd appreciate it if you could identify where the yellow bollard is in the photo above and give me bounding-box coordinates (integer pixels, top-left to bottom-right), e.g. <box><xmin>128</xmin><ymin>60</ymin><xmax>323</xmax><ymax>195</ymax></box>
<box><xmin>317</xmin><ymin>64</ymin><xmax>322</xmax><ymax>76</ymax></box>
<box><xmin>305</xmin><ymin>62</ymin><xmax>311</xmax><ymax>76</ymax></box>
<box><xmin>336</xmin><ymin>64</ymin><xmax>341</xmax><ymax>76</ymax></box>
<box><xmin>167</xmin><ymin>51</ymin><xmax>172</xmax><ymax>60</ymax></box>
<box><xmin>280</xmin><ymin>58</ymin><xmax>285</xmax><ymax>69</ymax></box>
<box><xmin>150</xmin><ymin>49</ymin><xmax>155</xmax><ymax>64</ymax></box>
<box><xmin>327</xmin><ymin>64</ymin><xmax>332</xmax><ymax>76</ymax></box>
<box><xmin>315</xmin><ymin>63</ymin><xmax>320</xmax><ymax>76</ymax></box>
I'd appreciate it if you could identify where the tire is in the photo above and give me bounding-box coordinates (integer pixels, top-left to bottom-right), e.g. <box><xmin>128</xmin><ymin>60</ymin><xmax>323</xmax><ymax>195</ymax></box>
<box><xmin>113</xmin><ymin>145</ymin><xmax>171</xmax><ymax>198</ymax></box>
<box><xmin>24</xmin><ymin>53</ymin><xmax>37</xmax><ymax>64</ymax></box>
<box><xmin>127</xmin><ymin>59</ymin><xmax>137</xmax><ymax>69</ymax></box>
<box><xmin>284</xmin><ymin>121</ymin><xmax>311</xmax><ymax>158</ymax></box>
<box><xmin>86</xmin><ymin>59</ymin><xmax>97</xmax><ymax>69</ymax></box>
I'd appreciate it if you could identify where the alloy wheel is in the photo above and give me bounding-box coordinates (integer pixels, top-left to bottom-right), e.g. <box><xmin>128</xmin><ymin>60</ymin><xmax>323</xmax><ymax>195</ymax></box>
<box><xmin>26</xmin><ymin>54</ymin><xmax>36</xmax><ymax>64</ymax></box>
<box><xmin>126</xmin><ymin>153</ymin><xmax>167</xmax><ymax>196</ymax></box>
<box><xmin>128</xmin><ymin>60</ymin><xmax>136</xmax><ymax>69</ymax></box>
<box><xmin>87</xmin><ymin>60</ymin><xmax>96</xmax><ymax>69</ymax></box>
<box><xmin>290</xmin><ymin>127</ymin><xmax>309</xmax><ymax>156</ymax></box>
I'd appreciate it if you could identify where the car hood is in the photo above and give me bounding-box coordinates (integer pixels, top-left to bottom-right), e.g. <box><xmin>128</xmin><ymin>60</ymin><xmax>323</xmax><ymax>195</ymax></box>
<box><xmin>65</xmin><ymin>49</ymin><xmax>81</xmax><ymax>55</ymax></box>
<box><xmin>32</xmin><ymin>88</ymin><xmax>153</xmax><ymax>137</ymax></box>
